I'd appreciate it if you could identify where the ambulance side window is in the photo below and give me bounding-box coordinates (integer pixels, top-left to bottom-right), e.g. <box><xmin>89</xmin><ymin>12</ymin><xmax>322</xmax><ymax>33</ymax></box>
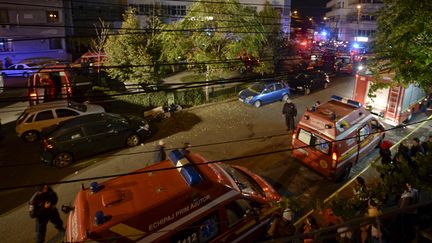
<box><xmin>172</xmin><ymin>211</ymin><xmax>219</xmax><ymax>243</ymax></box>
<box><xmin>225</xmin><ymin>199</ymin><xmax>256</xmax><ymax>227</ymax></box>
<box><xmin>358</xmin><ymin>124</ymin><xmax>370</xmax><ymax>142</ymax></box>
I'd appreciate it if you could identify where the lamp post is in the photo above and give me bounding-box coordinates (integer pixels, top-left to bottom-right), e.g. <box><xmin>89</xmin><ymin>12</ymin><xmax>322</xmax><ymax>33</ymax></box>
<box><xmin>356</xmin><ymin>4</ymin><xmax>361</xmax><ymax>41</ymax></box>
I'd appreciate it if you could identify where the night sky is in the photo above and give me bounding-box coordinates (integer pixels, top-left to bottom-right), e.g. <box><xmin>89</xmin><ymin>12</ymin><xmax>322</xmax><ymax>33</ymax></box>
<box><xmin>291</xmin><ymin>0</ymin><xmax>328</xmax><ymax>19</ymax></box>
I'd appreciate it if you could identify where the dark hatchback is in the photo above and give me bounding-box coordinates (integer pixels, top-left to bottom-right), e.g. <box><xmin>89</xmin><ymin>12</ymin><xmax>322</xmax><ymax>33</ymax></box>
<box><xmin>40</xmin><ymin>113</ymin><xmax>153</xmax><ymax>167</ymax></box>
<box><xmin>287</xmin><ymin>70</ymin><xmax>330</xmax><ymax>95</ymax></box>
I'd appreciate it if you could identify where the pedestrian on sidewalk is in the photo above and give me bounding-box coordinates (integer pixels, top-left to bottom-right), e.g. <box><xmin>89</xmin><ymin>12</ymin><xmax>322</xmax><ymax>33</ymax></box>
<box><xmin>421</xmin><ymin>135</ymin><xmax>432</xmax><ymax>154</ymax></box>
<box><xmin>29</xmin><ymin>184</ymin><xmax>65</xmax><ymax>243</ymax></box>
<box><xmin>154</xmin><ymin>139</ymin><xmax>166</xmax><ymax>162</ymax></box>
<box><xmin>282</xmin><ymin>99</ymin><xmax>297</xmax><ymax>132</ymax></box>
<box><xmin>353</xmin><ymin>176</ymin><xmax>367</xmax><ymax>202</ymax></box>
<box><xmin>379</xmin><ymin>140</ymin><xmax>393</xmax><ymax>165</ymax></box>
<box><xmin>410</xmin><ymin>137</ymin><xmax>425</xmax><ymax>158</ymax></box>
<box><xmin>398</xmin><ymin>182</ymin><xmax>419</xmax><ymax>242</ymax></box>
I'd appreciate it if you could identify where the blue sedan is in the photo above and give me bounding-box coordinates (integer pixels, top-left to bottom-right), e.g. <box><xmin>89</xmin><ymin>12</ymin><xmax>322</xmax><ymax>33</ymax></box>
<box><xmin>238</xmin><ymin>81</ymin><xmax>290</xmax><ymax>108</ymax></box>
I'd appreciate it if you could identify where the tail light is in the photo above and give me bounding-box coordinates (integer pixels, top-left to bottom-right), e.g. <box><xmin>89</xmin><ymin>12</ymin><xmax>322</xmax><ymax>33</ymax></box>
<box><xmin>29</xmin><ymin>92</ymin><xmax>37</xmax><ymax>99</ymax></box>
<box><xmin>42</xmin><ymin>139</ymin><xmax>54</xmax><ymax>150</ymax></box>
<box><xmin>331</xmin><ymin>152</ymin><xmax>338</xmax><ymax>168</ymax></box>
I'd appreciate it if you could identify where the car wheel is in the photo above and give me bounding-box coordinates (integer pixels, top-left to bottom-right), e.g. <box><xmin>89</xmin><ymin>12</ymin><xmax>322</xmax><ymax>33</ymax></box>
<box><xmin>22</xmin><ymin>130</ymin><xmax>39</xmax><ymax>142</ymax></box>
<box><xmin>281</xmin><ymin>94</ymin><xmax>289</xmax><ymax>102</ymax></box>
<box><xmin>323</xmin><ymin>82</ymin><xmax>328</xmax><ymax>89</ymax></box>
<box><xmin>126</xmin><ymin>134</ymin><xmax>140</xmax><ymax>147</ymax></box>
<box><xmin>304</xmin><ymin>87</ymin><xmax>311</xmax><ymax>95</ymax></box>
<box><xmin>254</xmin><ymin>100</ymin><xmax>262</xmax><ymax>108</ymax></box>
<box><xmin>53</xmin><ymin>153</ymin><xmax>73</xmax><ymax>168</ymax></box>
<box><xmin>23</xmin><ymin>72</ymin><xmax>29</xmax><ymax>78</ymax></box>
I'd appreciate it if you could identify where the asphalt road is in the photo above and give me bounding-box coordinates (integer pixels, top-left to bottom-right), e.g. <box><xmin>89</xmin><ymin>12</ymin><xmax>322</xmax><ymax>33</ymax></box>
<box><xmin>0</xmin><ymin>74</ymin><xmax>428</xmax><ymax>242</ymax></box>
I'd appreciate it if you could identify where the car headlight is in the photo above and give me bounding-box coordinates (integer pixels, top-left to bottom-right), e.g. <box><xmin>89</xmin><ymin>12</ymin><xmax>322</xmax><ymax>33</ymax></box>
<box><xmin>245</xmin><ymin>96</ymin><xmax>253</xmax><ymax>102</ymax></box>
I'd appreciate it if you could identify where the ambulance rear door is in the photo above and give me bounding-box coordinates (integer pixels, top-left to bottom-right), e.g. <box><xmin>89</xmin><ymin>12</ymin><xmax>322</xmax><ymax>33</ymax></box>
<box><xmin>294</xmin><ymin>128</ymin><xmax>334</xmax><ymax>177</ymax></box>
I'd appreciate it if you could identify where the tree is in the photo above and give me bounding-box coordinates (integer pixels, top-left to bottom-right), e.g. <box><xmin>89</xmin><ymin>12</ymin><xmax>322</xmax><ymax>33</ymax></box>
<box><xmin>90</xmin><ymin>18</ymin><xmax>110</xmax><ymax>55</ymax></box>
<box><xmin>104</xmin><ymin>8</ymin><xmax>153</xmax><ymax>84</ymax></box>
<box><xmin>254</xmin><ymin>2</ymin><xmax>281</xmax><ymax>75</ymax></box>
<box><xmin>158</xmin><ymin>0</ymin><xmax>270</xmax><ymax>100</ymax></box>
<box><xmin>371</xmin><ymin>0</ymin><xmax>432</xmax><ymax>89</ymax></box>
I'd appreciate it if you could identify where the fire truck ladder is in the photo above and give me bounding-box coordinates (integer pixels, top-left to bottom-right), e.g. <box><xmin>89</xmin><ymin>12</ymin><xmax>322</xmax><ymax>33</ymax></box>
<box><xmin>386</xmin><ymin>86</ymin><xmax>402</xmax><ymax>120</ymax></box>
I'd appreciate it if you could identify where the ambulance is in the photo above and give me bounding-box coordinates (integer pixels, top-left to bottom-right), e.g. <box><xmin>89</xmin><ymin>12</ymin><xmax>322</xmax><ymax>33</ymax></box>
<box><xmin>291</xmin><ymin>95</ymin><xmax>385</xmax><ymax>181</ymax></box>
<box><xmin>66</xmin><ymin>150</ymin><xmax>282</xmax><ymax>242</ymax></box>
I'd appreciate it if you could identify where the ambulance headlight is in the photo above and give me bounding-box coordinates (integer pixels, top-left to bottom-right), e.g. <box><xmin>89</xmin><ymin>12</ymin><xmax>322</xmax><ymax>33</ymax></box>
<box><xmin>245</xmin><ymin>96</ymin><xmax>253</xmax><ymax>102</ymax></box>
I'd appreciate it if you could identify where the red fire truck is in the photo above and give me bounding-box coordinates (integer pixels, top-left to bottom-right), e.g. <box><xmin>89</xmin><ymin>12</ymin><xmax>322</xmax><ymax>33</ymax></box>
<box><xmin>65</xmin><ymin>150</ymin><xmax>282</xmax><ymax>242</ymax></box>
<box><xmin>353</xmin><ymin>69</ymin><xmax>427</xmax><ymax>126</ymax></box>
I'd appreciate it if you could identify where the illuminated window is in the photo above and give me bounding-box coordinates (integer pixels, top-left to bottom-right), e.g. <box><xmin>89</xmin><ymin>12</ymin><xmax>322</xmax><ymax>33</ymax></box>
<box><xmin>46</xmin><ymin>11</ymin><xmax>59</xmax><ymax>23</ymax></box>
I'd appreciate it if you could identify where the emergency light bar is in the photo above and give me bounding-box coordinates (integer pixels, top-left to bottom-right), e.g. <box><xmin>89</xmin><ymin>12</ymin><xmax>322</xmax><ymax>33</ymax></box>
<box><xmin>169</xmin><ymin>150</ymin><xmax>203</xmax><ymax>186</ymax></box>
<box><xmin>331</xmin><ymin>95</ymin><xmax>362</xmax><ymax>108</ymax></box>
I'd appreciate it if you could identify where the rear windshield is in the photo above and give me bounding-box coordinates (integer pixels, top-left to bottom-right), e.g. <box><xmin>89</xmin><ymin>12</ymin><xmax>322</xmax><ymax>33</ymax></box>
<box><xmin>219</xmin><ymin>164</ymin><xmax>265</xmax><ymax>197</ymax></box>
<box><xmin>297</xmin><ymin>129</ymin><xmax>332</xmax><ymax>155</ymax></box>
<box><xmin>67</xmin><ymin>101</ymin><xmax>86</xmax><ymax>112</ymax></box>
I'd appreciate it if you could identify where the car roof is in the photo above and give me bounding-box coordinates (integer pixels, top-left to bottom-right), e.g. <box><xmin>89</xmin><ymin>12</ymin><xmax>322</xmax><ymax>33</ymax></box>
<box><xmin>24</xmin><ymin>101</ymin><xmax>71</xmax><ymax>113</ymax></box>
<box><xmin>51</xmin><ymin>113</ymin><xmax>114</xmax><ymax>132</ymax></box>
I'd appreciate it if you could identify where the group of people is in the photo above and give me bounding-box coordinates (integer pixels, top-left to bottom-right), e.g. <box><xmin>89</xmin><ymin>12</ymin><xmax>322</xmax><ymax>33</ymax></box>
<box><xmin>379</xmin><ymin>135</ymin><xmax>432</xmax><ymax>171</ymax></box>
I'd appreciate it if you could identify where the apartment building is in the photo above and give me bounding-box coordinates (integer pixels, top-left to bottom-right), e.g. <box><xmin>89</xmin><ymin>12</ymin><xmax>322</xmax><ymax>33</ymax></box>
<box><xmin>325</xmin><ymin>0</ymin><xmax>383</xmax><ymax>42</ymax></box>
<box><xmin>127</xmin><ymin>0</ymin><xmax>291</xmax><ymax>37</ymax></box>
<box><xmin>0</xmin><ymin>0</ymin><xmax>71</xmax><ymax>65</ymax></box>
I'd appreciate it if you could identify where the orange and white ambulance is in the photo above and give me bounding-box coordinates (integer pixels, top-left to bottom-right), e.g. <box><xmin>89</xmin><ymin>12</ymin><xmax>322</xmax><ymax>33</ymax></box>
<box><xmin>66</xmin><ymin>150</ymin><xmax>282</xmax><ymax>242</ymax></box>
<box><xmin>291</xmin><ymin>95</ymin><xmax>385</xmax><ymax>181</ymax></box>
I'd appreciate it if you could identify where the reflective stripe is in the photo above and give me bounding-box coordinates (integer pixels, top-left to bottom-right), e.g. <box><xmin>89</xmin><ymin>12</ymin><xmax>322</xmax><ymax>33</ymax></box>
<box><xmin>336</xmin><ymin>134</ymin><xmax>381</xmax><ymax>168</ymax></box>
<box><xmin>137</xmin><ymin>190</ymin><xmax>240</xmax><ymax>242</ymax></box>
<box><xmin>110</xmin><ymin>223</ymin><xmax>146</xmax><ymax>241</ymax></box>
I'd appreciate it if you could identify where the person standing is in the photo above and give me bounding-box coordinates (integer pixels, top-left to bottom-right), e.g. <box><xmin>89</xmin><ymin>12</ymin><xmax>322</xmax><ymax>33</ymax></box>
<box><xmin>410</xmin><ymin>137</ymin><xmax>425</xmax><ymax>158</ymax></box>
<box><xmin>29</xmin><ymin>184</ymin><xmax>65</xmax><ymax>243</ymax></box>
<box><xmin>4</xmin><ymin>56</ymin><xmax>12</xmax><ymax>68</ymax></box>
<box><xmin>282</xmin><ymin>99</ymin><xmax>297</xmax><ymax>132</ymax></box>
<box><xmin>154</xmin><ymin>140</ymin><xmax>166</xmax><ymax>162</ymax></box>
<box><xmin>421</xmin><ymin>135</ymin><xmax>432</xmax><ymax>154</ymax></box>
<box><xmin>379</xmin><ymin>140</ymin><xmax>393</xmax><ymax>165</ymax></box>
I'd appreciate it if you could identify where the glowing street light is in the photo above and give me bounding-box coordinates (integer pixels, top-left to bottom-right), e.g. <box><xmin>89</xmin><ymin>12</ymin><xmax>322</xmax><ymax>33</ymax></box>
<box><xmin>323</xmin><ymin>17</ymin><xmax>328</xmax><ymax>21</ymax></box>
<box><xmin>293</xmin><ymin>10</ymin><xmax>298</xmax><ymax>14</ymax></box>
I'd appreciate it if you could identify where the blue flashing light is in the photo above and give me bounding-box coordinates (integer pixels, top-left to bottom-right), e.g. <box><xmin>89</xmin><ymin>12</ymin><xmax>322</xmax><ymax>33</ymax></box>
<box><xmin>94</xmin><ymin>211</ymin><xmax>105</xmax><ymax>226</ymax></box>
<box><xmin>331</xmin><ymin>95</ymin><xmax>362</xmax><ymax>108</ymax></box>
<box><xmin>321</xmin><ymin>31</ymin><xmax>327</xmax><ymax>36</ymax></box>
<box><xmin>352</xmin><ymin>42</ymin><xmax>360</xmax><ymax>49</ymax></box>
<box><xmin>169</xmin><ymin>150</ymin><xmax>203</xmax><ymax>186</ymax></box>
<box><xmin>90</xmin><ymin>182</ymin><xmax>100</xmax><ymax>193</ymax></box>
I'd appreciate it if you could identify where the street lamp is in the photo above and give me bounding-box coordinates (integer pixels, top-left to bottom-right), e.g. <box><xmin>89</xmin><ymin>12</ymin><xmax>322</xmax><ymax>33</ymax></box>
<box><xmin>356</xmin><ymin>4</ymin><xmax>361</xmax><ymax>41</ymax></box>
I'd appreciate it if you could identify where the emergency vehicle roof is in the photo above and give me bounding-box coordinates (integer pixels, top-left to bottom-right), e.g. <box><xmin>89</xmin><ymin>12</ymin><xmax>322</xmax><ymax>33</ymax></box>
<box><xmin>299</xmin><ymin>96</ymin><xmax>371</xmax><ymax>140</ymax></box>
<box><xmin>70</xmin><ymin>152</ymin><xmax>243</xmax><ymax>241</ymax></box>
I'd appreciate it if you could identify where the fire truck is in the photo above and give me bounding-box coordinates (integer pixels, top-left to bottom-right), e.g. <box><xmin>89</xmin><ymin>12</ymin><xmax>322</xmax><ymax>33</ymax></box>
<box><xmin>65</xmin><ymin>150</ymin><xmax>282</xmax><ymax>242</ymax></box>
<box><xmin>353</xmin><ymin>69</ymin><xmax>427</xmax><ymax>126</ymax></box>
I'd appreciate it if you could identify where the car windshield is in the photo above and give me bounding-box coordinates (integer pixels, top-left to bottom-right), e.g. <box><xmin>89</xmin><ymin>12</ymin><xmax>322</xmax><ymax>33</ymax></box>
<box><xmin>249</xmin><ymin>82</ymin><xmax>266</xmax><ymax>93</ymax></box>
<box><xmin>67</xmin><ymin>101</ymin><xmax>87</xmax><ymax>112</ymax></box>
<box><xmin>105</xmin><ymin>113</ymin><xmax>128</xmax><ymax>124</ymax></box>
<box><xmin>17</xmin><ymin>112</ymin><xmax>29</xmax><ymax>124</ymax></box>
<box><xmin>219</xmin><ymin>163</ymin><xmax>265</xmax><ymax>197</ymax></box>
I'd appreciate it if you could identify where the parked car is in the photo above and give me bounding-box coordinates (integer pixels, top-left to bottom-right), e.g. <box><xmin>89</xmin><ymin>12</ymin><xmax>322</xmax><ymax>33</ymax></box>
<box><xmin>1</xmin><ymin>63</ymin><xmax>43</xmax><ymax>77</ymax></box>
<box><xmin>238</xmin><ymin>80</ymin><xmax>290</xmax><ymax>108</ymax></box>
<box><xmin>286</xmin><ymin>70</ymin><xmax>330</xmax><ymax>95</ymax></box>
<box><xmin>16</xmin><ymin>101</ymin><xmax>105</xmax><ymax>142</ymax></box>
<box><xmin>40</xmin><ymin>113</ymin><xmax>154</xmax><ymax>167</ymax></box>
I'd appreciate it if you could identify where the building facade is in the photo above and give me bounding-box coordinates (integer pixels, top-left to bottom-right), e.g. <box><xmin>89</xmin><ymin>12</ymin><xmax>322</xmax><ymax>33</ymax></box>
<box><xmin>0</xmin><ymin>0</ymin><xmax>71</xmax><ymax>65</ymax></box>
<box><xmin>325</xmin><ymin>0</ymin><xmax>383</xmax><ymax>42</ymax></box>
<box><xmin>127</xmin><ymin>0</ymin><xmax>291</xmax><ymax>37</ymax></box>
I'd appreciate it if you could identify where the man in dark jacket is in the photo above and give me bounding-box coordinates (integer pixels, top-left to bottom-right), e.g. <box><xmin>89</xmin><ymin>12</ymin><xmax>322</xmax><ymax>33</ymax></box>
<box><xmin>282</xmin><ymin>99</ymin><xmax>297</xmax><ymax>132</ymax></box>
<box><xmin>29</xmin><ymin>184</ymin><xmax>64</xmax><ymax>243</ymax></box>
<box><xmin>154</xmin><ymin>140</ymin><xmax>166</xmax><ymax>162</ymax></box>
